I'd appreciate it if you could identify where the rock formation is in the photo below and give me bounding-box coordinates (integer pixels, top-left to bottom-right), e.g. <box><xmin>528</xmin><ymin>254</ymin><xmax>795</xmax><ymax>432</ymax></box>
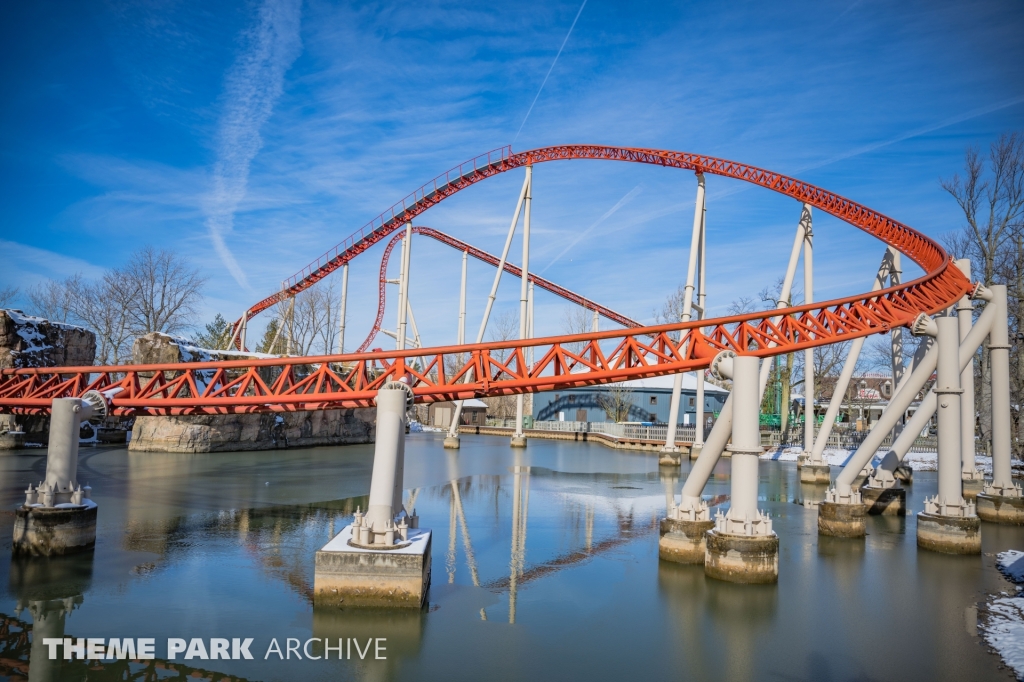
<box><xmin>0</xmin><ymin>310</ymin><xmax>97</xmax><ymax>448</ymax></box>
<box><xmin>128</xmin><ymin>332</ymin><xmax>375</xmax><ymax>452</ymax></box>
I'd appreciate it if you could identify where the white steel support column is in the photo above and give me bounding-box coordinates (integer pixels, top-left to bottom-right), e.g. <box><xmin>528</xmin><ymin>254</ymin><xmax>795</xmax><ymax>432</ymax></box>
<box><xmin>446</xmin><ymin>169</ymin><xmax>531</xmax><ymax>443</ymax></box>
<box><xmin>396</xmin><ymin>222</ymin><xmax>412</xmax><ymax>351</ymax></box>
<box><xmin>890</xmin><ymin>251</ymin><xmax>906</xmax><ymax>438</ymax></box>
<box><xmin>694</xmin><ymin>207</ymin><xmax>707</xmax><ymax>449</ymax></box>
<box><xmin>528</xmin><ymin>282</ymin><xmax>535</xmax><ymax>371</ymax></box>
<box><xmin>955</xmin><ymin>259</ymin><xmax>979</xmax><ymax>479</ymax></box>
<box><xmin>714</xmin><ymin>354</ymin><xmax>773</xmax><ymax>536</ymax></box>
<box><xmin>808</xmin><ymin>249</ymin><xmax>894</xmax><ymax>463</ymax></box>
<box><xmin>337</xmin><ymin>263</ymin><xmax>349</xmax><ymax>354</ymax></box>
<box><xmin>663</xmin><ymin>173</ymin><xmax>705</xmax><ymax>454</ymax></box>
<box><xmin>364</xmin><ymin>385</ymin><xmax>409</xmax><ymax>542</ymax></box>
<box><xmin>239</xmin><ymin>315</ymin><xmax>248</xmax><ymax>352</ymax></box>
<box><xmin>675</xmin><ymin>209</ymin><xmax>806</xmax><ymax>517</ymax></box>
<box><xmin>928</xmin><ymin>316</ymin><xmax>966</xmax><ymax>511</ymax></box>
<box><xmin>987</xmin><ymin>285</ymin><xmax>1018</xmax><ymax>495</ymax></box>
<box><xmin>870</xmin><ymin>301</ymin><xmax>996</xmax><ymax>486</ymax></box>
<box><xmin>802</xmin><ymin>208</ymin><xmax>815</xmax><ymax>455</ymax></box>
<box><xmin>458</xmin><ymin>251</ymin><xmax>468</xmax><ymax>344</ymax></box>
<box><xmin>513</xmin><ymin>166</ymin><xmax>533</xmax><ymax>444</ymax></box>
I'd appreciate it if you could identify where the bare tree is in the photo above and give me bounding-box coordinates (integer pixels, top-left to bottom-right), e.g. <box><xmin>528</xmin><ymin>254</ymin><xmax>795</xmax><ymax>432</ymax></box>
<box><xmin>28</xmin><ymin>276</ymin><xmax>84</xmax><ymax>324</ymax></box>
<box><xmin>942</xmin><ymin>132</ymin><xmax>1024</xmax><ymax>455</ymax></box>
<box><xmin>561</xmin><ymin>305</ymin><xmax>591</xmax><ymax>354</ymax></box>
<box><xmin>481</xmin><ymin>309</ymin><xmax>520</xmax><ymax>419</ymax></box>
<box><xmin>598</xmin><ymin>383</ymin><xmax>637</xmax><ymax>422</ymax></box>
<box><xmin>0</xmin><ymin>286</ymin><xmax>18</xmax><ymax>308</ymax></box>
<box><xmin>112</xmin><ymin>247</ymin><xmax>206</xmax><ymax>336</ymax></box>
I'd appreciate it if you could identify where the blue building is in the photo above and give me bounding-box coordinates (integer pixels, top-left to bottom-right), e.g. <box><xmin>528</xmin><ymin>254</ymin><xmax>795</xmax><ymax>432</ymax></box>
<box><xmin>532</xmin><ymin>374</ymin><xmax>729</xmax><ymax>425</ymax></box>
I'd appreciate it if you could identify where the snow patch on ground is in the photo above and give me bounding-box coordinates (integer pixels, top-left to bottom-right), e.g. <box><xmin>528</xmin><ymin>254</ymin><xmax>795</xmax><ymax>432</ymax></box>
<box><xmin>761</xmin><ymin>446</ymin><xmax>892</xmax><ymax>468</ymax></box>
<box><xmin>1001</xmin><ymin>551</ymin><xmax>1024</xmax><ymax>584</ymax></box>
<box><xmin>980</xmin><ymin>552</ymin><xmax>1024</xmax><ymax>680</ymax></box>
<box><xmin>982</xmin><ymin>594</ymin><xmax>1024</xmax><ymax>681</ymax></box>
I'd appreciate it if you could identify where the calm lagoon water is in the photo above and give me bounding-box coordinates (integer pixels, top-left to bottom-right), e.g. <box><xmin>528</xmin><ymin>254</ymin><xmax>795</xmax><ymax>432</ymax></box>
<box><xmin>0</xmin><ymin>433</ymin><xmax>1020</xmax><ymax>681</ymax></box>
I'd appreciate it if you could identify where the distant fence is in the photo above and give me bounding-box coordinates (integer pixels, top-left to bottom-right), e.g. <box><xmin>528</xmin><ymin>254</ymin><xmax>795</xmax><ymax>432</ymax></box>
<box><xmin>486</xmin><ymin>418</ymin><xmax>940</xmax><ymax>452</ymax></box>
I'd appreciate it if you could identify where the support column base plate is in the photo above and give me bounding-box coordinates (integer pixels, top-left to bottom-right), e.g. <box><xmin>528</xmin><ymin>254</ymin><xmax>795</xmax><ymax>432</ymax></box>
<box><xmin>658</xmin><ymin>517</ymin><xmax>714</xmax><ymax>564</ymax></box>
<box><xmin>977</xmin><ymin>491</ymin><xmax>1024</xmax><ymax>525</ymax></box>
<box><xmin>704</xmin><ymin>529</ymin><xmax>779</xmax><ymax>584</ymax></box>
<box><xmin>799</xmin><ymin>464</ymin><xmax>831</xmax><ymax>485</ymax></box>
<box><xmin>13</xmin><ymin>503</ymin><xmax>97</xmax><ymax>556</ymax></box>
<box><xmin>861</xmin><ymin>485</ymin><xmax>906</xmax><ymax>516</ymax></box>
<box><xmin>817</xmin><ymin>501</ymin><xmax>867</xmax><ymax>538</ymax></box>
<box><xmin>314</xmin><ymin>525</ymin><xmax>432</xmax><ymax>608</ymax></box>
<box><xmin>916</xmin><ymin>512</ymin><xmax>981</xmax><ymax>554</ymax></box>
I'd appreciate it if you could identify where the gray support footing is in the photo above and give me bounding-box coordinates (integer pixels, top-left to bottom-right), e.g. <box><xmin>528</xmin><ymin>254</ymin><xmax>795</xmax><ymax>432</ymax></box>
<box><xmin>799</xmin><ymin>464</ymin><xmax>830</xmax><ymax>484</ymax></box>
<box><xmin>916</xmin><ymin>512</ymin><xmax>981</xmax><ymax>554</ymax></box>
<box><xmin>861</xmin><ymin>486</ymin><xmax>906</xmax><ymax>516</ymax></box>
<box><xmin>314</xmin><ymin>526</ymin><xmax>432</xmax><ymax>608</ymax></box>
<box><xmin>689</xmin><ymin>444</ymin><xmax>702</xmax><ymax>460</ymax></box>
<box><xmin>13</xmin><ymin>504</ymin><xmax>97</xmax><ymax>556</ymax></box>
<box><xmin>658</xmin><ymin>518</ymin><xmax>714</xmax><ymax>564</ymax></box>
<box><xmin>704</xmin><ymin>530</ymin><xmax>779</xmax><ymax>584</ymax></box>
<box><xmin>962</xmin><ymin>477</ymin><xmax>985</xmax><ymax>501</ymax></box>
<box><xmin>510</xmin><ymin>436</ymin><xmax>527</xmax><ymax>448</ymax></box>
<box><xmin>977</xmin><ymin>492</ymin><xmax>1024</xmax><ymax>525</ymax></box>
<box><xmin>817</xmin><ymin>501</ymin><xmax>867</xmax><ymax>538</ymax></box>
<box><xmin>443</xmin><ymin>436</ymin><xmax>461</xmax><ymax>449</ymax></box>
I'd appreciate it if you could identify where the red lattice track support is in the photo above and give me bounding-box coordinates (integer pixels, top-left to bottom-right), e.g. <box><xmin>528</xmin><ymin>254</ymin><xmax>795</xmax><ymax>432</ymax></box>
<box><xmin>0</xmin><ymin>146</ymin><xmax>971</xmax><ymax>415</ymax></box>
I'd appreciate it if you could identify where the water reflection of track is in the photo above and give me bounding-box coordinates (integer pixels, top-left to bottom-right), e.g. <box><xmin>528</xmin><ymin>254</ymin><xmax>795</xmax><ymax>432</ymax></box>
<box><xmin>0</xmin><ymin>613</ymin><xmax>252</xmax><ymax>682</ymax></box>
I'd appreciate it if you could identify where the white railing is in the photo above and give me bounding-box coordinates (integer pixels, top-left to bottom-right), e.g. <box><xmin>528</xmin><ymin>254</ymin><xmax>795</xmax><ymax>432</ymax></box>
<box><xmin>483</xmin><ymin>418</ymin><xmax>940</xmax><ymax>452</ymax></box>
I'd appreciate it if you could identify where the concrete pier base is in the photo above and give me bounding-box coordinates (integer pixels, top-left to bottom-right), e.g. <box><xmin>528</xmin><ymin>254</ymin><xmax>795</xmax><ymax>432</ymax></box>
<box><xmin>658</xmin><ymin>517</ymin><xmax>714</xmax><ymax>564</ymax></box>
<box><xmin>689</xmin><ymin>444</ymin><xmax>702</xmax><ymax>460</ymax></box>
<box><xmin>818</xmin><ymin>501</ymin><xmax>867</xmax><ymax>538</ymax></box>
<box><xmin>977</xmin><ymin>492</ymin><xmax>1024</xmax><ymax>525</ymax></box>
<box><xmin>799</xmin><ymin>464</ymin><xmax>831</xmax><ymax>485</ymax></box>
<box><xmin>510</xmin><ymin>435</ymin><xmax>527</xmax><ymax>448</ymax></box>
<box><xmin>443</xmin><ymin>436</ymin><xmax>460</xmax><ymax>449</ymax></box>
<box><xmin>659</xmin><ymin>448</ymin><xmax>682</xmax><ymax>467</ymax></box>
<box><xmin>962</xmin><ymin>476</ymin><xmax>985</xmax><ymax>501</ymax></box>
<box><xmin>861</xmin><ymin>486</ymin><xmax>906</xmax><ymax>516</ymax></box>
<box><xmin>314</xmin><ymin>525</ymin><xmax>432</xmax><ymax>608</ymax></box>
<box><xmin>704</xmin><ymin>530</ymin><xmax>779</xmax><ymax>584</ymax></box>
<box><xmin>916</xmin><ymin>512</ymin><xmax>981</xmax><ymax>554</ymax></box>
<box><xmin>13</xmin><ymin>503</ymin><xmax>97</xmax><ymax>556</ymax></box>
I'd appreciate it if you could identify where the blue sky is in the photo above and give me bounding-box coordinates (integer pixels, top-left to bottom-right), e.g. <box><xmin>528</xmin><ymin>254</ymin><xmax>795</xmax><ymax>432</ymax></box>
<box><xmin>2</xmin><ymin>0</ymin><xmax>1023</xmax><ymax>350</ymax></box>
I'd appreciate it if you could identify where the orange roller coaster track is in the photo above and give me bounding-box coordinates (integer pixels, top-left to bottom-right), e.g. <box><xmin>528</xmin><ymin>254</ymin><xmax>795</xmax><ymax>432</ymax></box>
<box><xmin>0</xmin><ymin>145</ymin><xmax>971</xmax><ymax>416</ymax></box>
<box><xmin>353</xmin><ymin>226</ymin><xmax>641</xmax><ymax>354</ymax></box>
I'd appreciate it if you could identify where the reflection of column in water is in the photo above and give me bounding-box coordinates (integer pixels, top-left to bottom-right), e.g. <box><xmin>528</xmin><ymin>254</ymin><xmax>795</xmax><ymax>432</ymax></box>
<box><xmin>312</xmin><ymin>605</ymin><xmax>425</xmax><ymax>682</ymax></box>
<box><xmin>508</xmin><ymin>454</ymin><xmax>530</xmax><ymax>624</ymax></box>
<box><xmin>10</xmin><ymin>552</ymin><xmax>94</xmax><ymax>682</ymax></box>
<box><xmin>447</xmin><ymin>491</ymin><xmax>457</xmax><ymax>583</ymax></box>
<box><xmin>661</xmin><ymin>468</ymin><xmax>680</xmax><ymax>516</ymax></box>
<box><xmin>706</xmin><ymin>580</ymin><xmax>777</xmax><ymax>682</ymax></box>
<box><xmin>509</xmin><ymin>460</ymin><xmax>521</xmax><ymax>624</ymax></box>
<box><xmin>657</xmin><ymin>563</ymin><xmax>711</xmax><ymax>680</ymax></box>
<box><xmin>585</xmin><ymin>503</ymin><xmax>595</xmax><ymax>553</ymax></box>
<box><xmin>451</xmin><ymin>481</ymin><xmax>480</xmax><ymax>587</ymax></box>
<box><xmin>406</xmin><ymin>488</ymin><xmax>420</xmax><ymax>516</ymax></box>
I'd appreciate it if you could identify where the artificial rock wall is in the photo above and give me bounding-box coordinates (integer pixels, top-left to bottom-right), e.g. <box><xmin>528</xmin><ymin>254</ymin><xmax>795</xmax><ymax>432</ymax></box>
<box><xmin>128</xmin><ymin>332</ymin><xmax>375</xmax><ymax>452</ymax></box>
<box><xmin>0</xmin><ymin>310</ymin><xmax>97</xmax><ymax>448</ymax></box>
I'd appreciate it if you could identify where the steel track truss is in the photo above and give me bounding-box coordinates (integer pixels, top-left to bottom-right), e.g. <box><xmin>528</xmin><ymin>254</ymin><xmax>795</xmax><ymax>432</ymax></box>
<box><xmin>0</xmin><ymin>145</ymin><xmax>970</xmax><ymax>415</ymax></box>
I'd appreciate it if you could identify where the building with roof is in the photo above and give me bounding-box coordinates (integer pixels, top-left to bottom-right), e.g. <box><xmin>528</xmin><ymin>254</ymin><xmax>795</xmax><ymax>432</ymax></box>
<box><xmin>532</xmin><ymin>374</ymin><xmax>729</xmax><ymax>425</ymax></box>
<box><xmin>418</xmin><ymin>398</ymin><xmax>488</xmax><ymax>428</ymax></box>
